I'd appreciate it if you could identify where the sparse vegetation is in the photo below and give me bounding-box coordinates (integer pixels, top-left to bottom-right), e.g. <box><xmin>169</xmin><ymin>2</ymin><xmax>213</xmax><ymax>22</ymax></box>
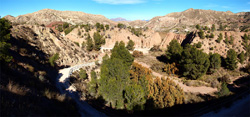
<box><xmin>49</xmin><ymin>53</ymin><xmax>59</xmax><ymax>67</ymax></box>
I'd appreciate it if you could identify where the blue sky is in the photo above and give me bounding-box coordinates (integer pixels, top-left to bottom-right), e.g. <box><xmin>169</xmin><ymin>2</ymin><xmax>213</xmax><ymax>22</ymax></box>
<box><xmin>0</xmin><ymin>0</ymin><xmax>250</xmax><ymax>20</ymax></box>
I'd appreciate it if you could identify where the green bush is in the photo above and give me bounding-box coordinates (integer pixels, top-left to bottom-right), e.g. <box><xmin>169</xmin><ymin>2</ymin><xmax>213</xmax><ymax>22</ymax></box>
<box><xmin>126</xmin><ymin>40</ymin><xmax>135</xmax><ymax>50</ymax></box>
<box><xmin>49</xmin><ymin>53</ymin><xmax>59</xmax><ymax>67</ymax></box>
<box><xmin>79</xmin><ymin>69</ymin><xmax>88</xmax><ymax>80</ymax></box>
<box><xmin>217</xmin><ymin>82</ymin><xmax>230</xmax><ymax>97</ymax></box>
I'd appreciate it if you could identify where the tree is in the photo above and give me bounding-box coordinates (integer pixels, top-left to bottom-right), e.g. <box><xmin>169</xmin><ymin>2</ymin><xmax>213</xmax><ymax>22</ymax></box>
<box><xmin>219</xmin><ymin>24</ymin><xmax>224</xmax><ymax>31</ymax></box>
<box><xmin>238</xmin><ymin>51</ymin><xmax>245</xmax><ymax>64</ymax></box>
<box><xmin>88</xmin><ymin>70</ymin><xmax>98</xmax><ymax>96</ymax></box>
<box><xmin>0</xmin><ymin>18</ymin><xmax>12</xmax><ymax>63</ymax></box>
<box><xmin>218</xmin><ymin>82</ymin><xmax>230</xmax><ymax>97</ymax></box>
<box><xmin>79</xmin><ymin>68</ymin><xmax>88</xmax><ymax>80</ymax></box>
<box><xmin>229</xmin><ymin>35</ymin><xmax>234</xmax><ymax>45</ymax></box>
<box><xmin>63</xmin><ymin>22</ymin><xmax>69</xmax><ymax>29</ymax></box>
<box><xmin>126</xmin><ymin>40</ymin><xmax>135</xmax><ymax>50</ymax></box>
<box><xmin>196</xmin><ymin>42</ymin><xmax>202</xmax><ymax>48</ymax></box>
<box><xmin>196</xmin><ymin>24</ymin><xmax>200</xmax><ymax>30</ymax></box>
<box><xmin>210</xmin><ymin>33</ymin><xmax>214</xmax><ymax>38</ymax></box>
<box><xmin>124</xmin><ymin>83</ymin><xmax>146</xmax><ymax>110</ymax></box>
<box><xmin>216</xmin><ymin>33</ymin><xmax>223</xmax><ymax>43</ymax></box>
<box><xmin>148</xmin><ymin>77</ymin><xmax>184</xmax><ymax>109</ymax></box>
<box><xmin>211</xmin><ymin>24</ymin><xmax>216</xmax><ymax>32</ymax></box>
<box><xmin>105</xmin><ymin>24</ymin><xmax>109</xmax><ymax>30</ymax></box>
<box><xmin>224</xmin><ymin>35</ymin><xmax>229</xmax><ymax>45</ymax></box>
<box><xmin>209</xmin><ymin>53</ymin><xmax>221</xmax><ymax>73</ymax></box>
<box><xmin>198</xmin><ymin>30</ymin><xmax>205</xmax><ymax>39</ymax></box>
<box><xmin>225</xmin><ymin>49</ymin><xmax>238</xmax><ymax>70</ymax></box>
<box><xmin>180</xmin><ymin>44</ymin><xmax>210</xmax><ymax>79</ymax></box>
<box><xmin>111</xmin><ymin>41</ymin><xmax>134</xmax><ymax>67</ymax></box>
<box><xmin>99</xmin><ymin>58</ymin><xmax>130</xmax><ymax>109</ymax></box>
<box><xmin>93</xmin><ymin>32</ymin><xmax>105</xmax><ymax>51</ymax></box>
<box><xmin>165</xmin><ymin>39</ymin><xmax>183</xmax><ymax>63</ymax></box>
<box><xmin>86</xmin><ymin>34</ymin><xmax>94</xmax><ymax>51</ymax></box>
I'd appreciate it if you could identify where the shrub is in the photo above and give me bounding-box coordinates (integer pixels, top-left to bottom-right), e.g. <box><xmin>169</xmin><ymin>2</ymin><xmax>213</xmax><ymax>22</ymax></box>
<box><xmin>219</xmin><ymin>74</ymin><xmax>231</xmax><ymax>84</ymax></box>
<box><xmin>74</xmin><ymin>42</ymin><xmax>80</xmax><ymax>47</ymax></box>
<box><xmin>132</xmin><ymin>50</ymin><xmax>143</xmax><ymax>58</ymax></box>
<box><xmin>217</xmin><ymin>82</ymin><xmax>230</xmax><ymax>97</ymax></box>
<box><xmin>196</xmin><ymin>42</ymin><xmax>202</xmax><ymax>48</ymax></box>
<box><xmin>150</xmin><ymin>45</ymin><xmax>161</xmax><ymax>52</ymax></box>
<box><xmin>79</xmin><ymin>68</ymin><xmax>88</xmax><ymax>80</ymax></box>
<box><xmin>225</xmin><ymin>49</ymin><xmax>238</xmax><ymax>70</ymax></box>
<box><xmin>49</xmin><ymin>53</ymin><xmax>59</xmax><ymax>67</ymax></box>
<box><xmin>126</xmin><ymin>40</ymin><xmax>135</xmax><ymax>50</ymax></box>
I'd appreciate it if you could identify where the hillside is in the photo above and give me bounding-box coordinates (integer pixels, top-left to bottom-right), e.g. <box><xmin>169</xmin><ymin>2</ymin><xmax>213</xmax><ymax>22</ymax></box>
<box><xmin>4</xmin><ymin>9</ymin><xmax>116</xmax><ymax>26</ymax></box>
<box><xmin>1</xmin><ymin>8</ymin><xmax>250</xmax><ymax>116</ymax></box>
<box><xmin>145</xmin><ymin>8</ymin><xmax>250</xmax><ymax>32</ymax></box>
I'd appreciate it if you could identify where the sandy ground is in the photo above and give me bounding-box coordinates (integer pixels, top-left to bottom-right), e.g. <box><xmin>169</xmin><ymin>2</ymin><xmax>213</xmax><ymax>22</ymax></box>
<box><xmin>134</xmin><ymin>60</ymin><xmax>218</xmax><ymax>94</ymax></box>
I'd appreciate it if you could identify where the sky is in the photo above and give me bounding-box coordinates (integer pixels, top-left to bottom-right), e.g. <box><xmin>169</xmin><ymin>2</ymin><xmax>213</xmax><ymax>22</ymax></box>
<box><xmin>0</xmin><ymin>0</ymin><xmax>250</xmax><ymax>20</ymax></box>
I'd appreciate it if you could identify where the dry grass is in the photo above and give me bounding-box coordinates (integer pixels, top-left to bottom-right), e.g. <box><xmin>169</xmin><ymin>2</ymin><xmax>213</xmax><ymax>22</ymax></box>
<box><xmin>44</xmin><ymin>89</ymin><xmax>66</xmax><ymax>102</ymax></box>
<box><xmin>7</xmin><ymin>81</ymin><xmax>28</xmax><ymax>96</ymax></box>
<box><xmin>26</xmin><ymin>64</ymin><xmax>34</xmax><ymax>72</ymax></box>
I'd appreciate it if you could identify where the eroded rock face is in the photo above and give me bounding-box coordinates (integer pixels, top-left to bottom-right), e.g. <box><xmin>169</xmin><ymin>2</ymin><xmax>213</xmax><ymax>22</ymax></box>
<box><xmin>11</xmin><ymin>25</ymin><xmax>96</xmax><ymax>66</ymax></box>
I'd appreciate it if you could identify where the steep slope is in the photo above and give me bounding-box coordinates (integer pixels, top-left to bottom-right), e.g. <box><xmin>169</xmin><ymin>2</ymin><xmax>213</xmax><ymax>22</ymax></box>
<box><xmin>11</xmin><ymin>24</ymin><xmax>97</xmax><ymax>66</ymax></box>
<box><xmin>4</xmin><ymin>9</ymin><xmax>116</xmax><ymax>26</ymax></box>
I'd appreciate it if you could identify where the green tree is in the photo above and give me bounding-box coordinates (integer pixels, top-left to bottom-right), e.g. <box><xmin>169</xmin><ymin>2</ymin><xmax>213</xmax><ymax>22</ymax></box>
<box><xmin>88</xmin><ymin>70</ymin><xmax>98</xmax><ymax>97</ymax></box>
<box><xmin>111</xmin><ymin>41</ymin><xmax>134</xmax><ymax>67</ymax></box>
<box><xmin>196</xmin><ymin>24</ymin><xmax>200</xmax><ymax>30</ymax></box>
<box><xmin>225</xmin><ymin>49</ymin><xmax>238</xmax><ymax>70</ymax></box>
<box><xmin>79</xmin><ymin>68</ymin><xmax>88</xmax><ymax>80</ymax></box>
<box><xmin>198</xmin><ymin>30</ymin><xmax>205</xmax><ymax>39</ymax></box>
<box><xmin>105</xmin><ymin>24</ymin><xmax>109</xmax><ymax>30</ymax></box>
<box><xmin>229</xmin><ymin>35</ymin><xmax>234</xmax><ymax>45</ymax></box>
<box><xmin>86</xmin><ymin>34</ymin><xmax>94</xmax><ymax>51</ymax></box>
<box><xmin>93</xmin><ymin>32</ymin><xmax>105</xmax><ymax>51</ymax></box>
<box><xmin>209</xmin><ymin>53</ymin><xmax>221</xmax><ymax>73</ymax></box>
<box><xmin>219</xmin><ymin>24</ymin><xmax>224</xmax><ymax>31</ymax></box>
<box><xmin>238</xmin><ymin>51</ymin><xmax>245</xmax><ymax>64</ymax></box>
<box><xmin>124</xmin><ymin>83</ymin><xmax>146</xmax><ymax>110</ymax></box>
<box><xmin>196</xmin><ymin>42</ymin><xmax>202</xmax><ymax>48</ymax></box>
<box><xmin>0</xmin><ymin>18</ymin><xmax>12</xmax><ymax>63</ymax></box>
<box><xmin>211</xmin><ymin>24</ymin><xmax>216</xmax><ymax>32</ymax></box>
<box><xmin>126</xmin><ymin>40</ymin><xmax>135</xmax><ymax>50</ymax></box>
<box><xmin>218</xmin><ymin>82</ymin><xmax>230</xmax><ymax>97</ymax></box>
<box><xmin>165</xmin><ymin>39</ymin><xmax>183</xmax><ymax>63</ymax></box>
<box><xmin>224</xmin><ymin>35</ymin><xmax>229</xmax><ymax>45</ymax></box>
<box><xmin>216</xmin><ymin>33</ymin><xmax>223</xmax><ymax>43</ymax></box>
<box><xmin>63</xmin><ymin>22</ymin><xmax>69</xmax><ymax>29</ymax></box>
<box><xmin>210</xmin><ymin>33</ymin><xmax>215</xmax><ymax>38</ymax></box>
<box><xmin>99</xmin><ymin>58</ymin><xmax>130</xmax><ymax>109</ymax></box>
<box><xmin>180</xmin><ymin>44</ymin><xmax>210</xmax><ymax>79</ymax></box>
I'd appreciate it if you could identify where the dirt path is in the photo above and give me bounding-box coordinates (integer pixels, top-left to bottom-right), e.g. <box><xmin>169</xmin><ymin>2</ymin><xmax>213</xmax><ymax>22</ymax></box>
<box><xmin>134</xmin><ymin>60</ymin><xmax>218</xmax><ymax>94</ymax></box>
<box><xmin>56</xmin><ymin>62</ymin><xmax>105</xmax><ymax>116</ymax></box>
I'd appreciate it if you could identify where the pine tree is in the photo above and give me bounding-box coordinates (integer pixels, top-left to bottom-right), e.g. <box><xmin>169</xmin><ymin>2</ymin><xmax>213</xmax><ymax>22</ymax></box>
<box><xmin>209</xmin><ymin>53</ymin><xmax>221</xmax><ymax>73</ymax></box>
<box><xmin>180</xmin><ymin>44</ymin><xmax>210</xmax><ymax>79</ymax></box>
<box><xmin>225</xmin><ymin>49</ymin><xmax>238</xmax><ymax>70</ymax></box>
<box><xmin>126</xmin><ymin>40</ymin><xmax>135</xmax><ymax>50</ymax></box>
<box><xmin>0</xmin><ymin>18</ymin><xmax>12</xmax><ymax>62</ymax></box>
<box><xmin>86</xmin><ymin>34</ymin><xmax>94</xmax><ymax>51</ymax></box>
<box><xmin>238</xmin><ymin>51</ymin><xmax>245</xmax><ymax>64</ymax></box>
<box><xmin>165</xmin><ymin>39</ymin><xmax>183</xmax><ymax>63</ymax></box>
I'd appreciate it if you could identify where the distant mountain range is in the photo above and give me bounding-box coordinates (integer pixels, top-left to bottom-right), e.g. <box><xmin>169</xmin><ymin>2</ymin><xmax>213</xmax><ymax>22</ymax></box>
<box><xmin>4</xmin><ymin>8</ymin><xmax>250</xmax><ymax>31</ymax></box>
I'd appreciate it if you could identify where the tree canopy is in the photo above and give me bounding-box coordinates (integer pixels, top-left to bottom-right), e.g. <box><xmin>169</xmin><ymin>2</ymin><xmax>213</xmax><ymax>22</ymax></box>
<box><xmin>0</xmin><ymin>18</ymin><xmax>12</xmax><ymax>63</ymax></box>
<box><xmin>225</xmin><ymin>49</ymin><xmax>238</xmax><ymax>70</ymax></box>
<box><xmin>180</xmin><ymin>44</ymin><xmax>210</xmax><ymax>79</ymax></box>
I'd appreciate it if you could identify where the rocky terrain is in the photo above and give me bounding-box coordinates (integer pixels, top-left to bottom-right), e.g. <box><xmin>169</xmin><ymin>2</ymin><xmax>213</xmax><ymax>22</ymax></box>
<box><xmin>4</xmin><ymin>8</ymin><xmax>250</xmax><ymax>65</ymax></box>
<box><xmin>144</xmin><ymin>8</ymin><xmax>250</xmax><ymax>32</ymax></box>
<box><xmin>4</xmin><ymin>9</ymin><xmax>116</xmax><ymax>26</ymax></box>
<box><xmin>11</xmin><ymin>24</ymin><xmax>97</xmax><ymax>66</ymax></box>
